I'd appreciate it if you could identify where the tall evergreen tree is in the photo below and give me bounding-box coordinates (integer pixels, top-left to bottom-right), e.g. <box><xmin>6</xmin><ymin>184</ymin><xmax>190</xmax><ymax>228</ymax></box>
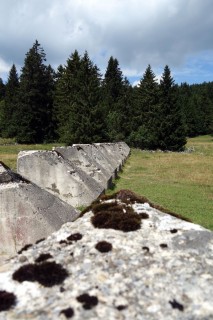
<box><xmin>16</xmin><ymin>40</ymin><xmax>55</xmax><ymax>143</ymax></box>
<box><xmin>159</xmin><ymin>65</ymin><xmax>186</xmax><ymax>151</ymax></box>
<box><xmin>102</xmin><ymin>56</ymin><xmax>131</xmax><ymax>141</ymax></box>
<box><xmin>54</xmin><ymin>51</ymin><xmax>103</xmax><ymax>144</ymax></box>
<box><xmin>102</xmin><ymin>57</ymin><xmax>124</xmax><ymax>107</ymax></box>
<box><xmin>1</xmin><ymin>64</ymin><xmax>19</xmax><ymax>137</ymax></box>
<box><xmin>0</xmin><ymin>78</ymin><xmax>5</xmax><ymax>135</ymax></box>
<box><xmin>54</xmin><ymin>50</ymin><xmax>81</xmax><ymax>143</ymax></box>
<box><xmin>130</xmin><ymin>65</ymin><xmax>160</xmax><ymax>149</ymax></box>
<box><xmin>0</xmin><ymin>78</ymin><xmax>5</xmax><ymax>100</ymax></box>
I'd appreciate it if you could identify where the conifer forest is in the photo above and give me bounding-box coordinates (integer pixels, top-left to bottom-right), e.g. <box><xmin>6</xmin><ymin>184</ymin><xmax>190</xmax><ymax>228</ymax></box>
<box><xmin>0</xmin><ymin>41</ymin><xmax>212</xmax><ymax>151</ymax></box>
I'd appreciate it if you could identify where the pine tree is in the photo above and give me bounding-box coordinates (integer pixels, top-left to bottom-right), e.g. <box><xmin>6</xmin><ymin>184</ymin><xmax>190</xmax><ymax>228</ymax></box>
<box><xmin>159</xmin><ymin>65</ymin><xmax>186</xmax><ymax>151</ymax></box>
<box><xmin>1</xmin><ymin>64</ymin><xmax>19</xmax><ymax>137</ymax></box>
<box><xmin>16</xmin><ymin>40</ymin><xmax>54</xmax><ymax>143</ymax></box>
<box><xmin>130</xmin><ymin>65</ymin><xmax>160</xmax><ymax>149</ymax></box>
<box><xmin>54</xmin><ymin>50</ymin><xmax>81</xmax><ymax>143</ymax></box>
<box><xmin>0</xmin><ymin>78</ymin><xmax>5</xmax><ymax>100</ymax></box>
<box><xmin>54</xmin><ymin>51</ymin><xmax>103</xmax><ymax>144</ymax></box>
<box><xmin>102</xmin><ymin>56</ymin><xmax>130</xmax><ymax>141</ymax></box>
<box><xmin>0</xmin><ymin>78</ymin><xmax>6</xmax><ymax>135</ymax></box>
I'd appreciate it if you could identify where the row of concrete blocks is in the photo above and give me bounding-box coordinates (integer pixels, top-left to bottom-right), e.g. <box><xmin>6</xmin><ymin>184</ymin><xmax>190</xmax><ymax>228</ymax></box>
<box><xmin>0</xmin><ymin>142</ymin><xmax>130</xmax><ymax>255</ymax></box>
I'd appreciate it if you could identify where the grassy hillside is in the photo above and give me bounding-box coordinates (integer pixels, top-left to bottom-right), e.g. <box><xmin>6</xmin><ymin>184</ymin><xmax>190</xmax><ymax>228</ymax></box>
<box><xmin>0</xmin><ymin>135</ymin><xmax>212</xmax><ymax>230</ymax></box>
<box><xmin>108</xmin><ymin>135</ymin><xmax>213</xmax><ymax>230</ymax></box>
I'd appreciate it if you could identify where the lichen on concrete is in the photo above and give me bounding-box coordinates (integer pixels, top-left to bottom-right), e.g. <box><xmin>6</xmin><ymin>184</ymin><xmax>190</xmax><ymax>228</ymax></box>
<box><xmin>0</xmin><ymin>190</ymin><xmax>212</xmax><ymax>320</ymax></box>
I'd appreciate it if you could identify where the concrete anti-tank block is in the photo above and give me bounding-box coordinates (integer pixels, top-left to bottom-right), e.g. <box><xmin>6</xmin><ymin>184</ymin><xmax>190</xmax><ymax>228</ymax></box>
<box><xmin>105</xmin><ymin>142</ymin><xmax>130</xmax><ymax>164</ymax></box>
<box><xmin>93</xmin><ymin>143</ymin><xmax>121</xmax><ymax>173</ymax></box>
<box><xmin>54</xmin><ymin>146</ymin><xmax>112</xmax><ymax>189</ymax></box>
<box><xmin>0</xmin><ymin>162</ymin><xmax>79</xmax><ymax>255</ymax></box>
<box><xmin>73</xmin><ymin>144</ymin><xmax>117</xmax><ymax>179</ymax></box>
<box><xmin>17</xmin><ymin>150</ymin><xmax>104</xmax><ymax>207</ymax></box>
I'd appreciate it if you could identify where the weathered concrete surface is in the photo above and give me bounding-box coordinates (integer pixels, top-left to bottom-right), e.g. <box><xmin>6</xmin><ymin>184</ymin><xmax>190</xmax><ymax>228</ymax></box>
<box><xmin>0</xmin><ymin>190</ymin><xmax>212</xmax><ymax>319</ymax></box>
<box><xmin>17</xmin><ymin>150</ymin><xmax>104</xmax><ymax>207</ymax></box>
<box><xmin>0</xmin><ymin>162</ymin><xmax>79</xmax><ymax>256</ymax></box>
<box><xmin>73</xmin><ymin>144</ymin><xmax>117</xmax><ymax>178</ymax></box>
<box><xmin>54</xmin><ymin>146</ymin><xmax>112</xmax><ymax>189</ymax></box>
<box><xmin>92</xmin><ymin>142</ymin><xmax>130</xmax><ymax>173</ymax></box>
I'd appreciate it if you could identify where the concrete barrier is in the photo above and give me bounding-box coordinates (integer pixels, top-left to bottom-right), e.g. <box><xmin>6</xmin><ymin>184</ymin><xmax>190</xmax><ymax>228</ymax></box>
<box><xmin>54</xmin><ymin>146</ymin><xmax>112</xmax><ymax>189</ymax></box>
<box><xmin>73</xmin><ymin>144</ymin><xmax>117</xmax><ymax>178</ymax></box>
<box><xmin>0</xmin><ymin>162</ymin><xmax>79</xmax><ymax>255</ymax></box>
<box><xmin>17</xmin><ymin>150</ymin><xmax>104</xmax><ymax>207</ymax></box>
<box><xmin>0</xmin><ymin>190</ymin><xmax>212</xmax><ymax>319</ymax></box>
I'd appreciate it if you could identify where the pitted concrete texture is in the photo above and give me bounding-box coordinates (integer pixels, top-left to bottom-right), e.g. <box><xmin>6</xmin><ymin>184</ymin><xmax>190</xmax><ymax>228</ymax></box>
<box><xmin>94</xmin><ymin>143</ymin><xmax>122</xmax><ymax>173</ymax></box>
<box><xmin>106</xmin><ymin>142</ymin><xmax>131</xmax><ymax>164</ymax></box>
<box><xmin>54</xmin><ymin>146</ymin><xmax>112</xmax><ymax>189</ymax></box>
<box><xmin>73</xmin><ymin>144</ymin><xmax>117</xmax><ymax>178</ymax></box>
<box><xmin>0</xmin><ymin>162</ymin><xmax>79</xmax><ymax>255</ymax></box>
<box><xmin>17</xmin><ymin>150</ymin><xmax>104</xmax><ymax>207</ymax></box>
<box><xmin>119</xmin><ymin>141</ymin><xmax>131</xmax><ymax>158</ymax></box>
<box><xmin>0</xmin><ymin>190</ymin><xmax>212</xmax><ymax>320</ymax></box>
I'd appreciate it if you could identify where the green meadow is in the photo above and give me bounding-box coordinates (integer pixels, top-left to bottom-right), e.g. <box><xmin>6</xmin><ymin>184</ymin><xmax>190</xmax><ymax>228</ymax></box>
<box><xmin>108</xmin><ymin>135</ymin><xmax>213</xmax><ymax>230</ymax></box>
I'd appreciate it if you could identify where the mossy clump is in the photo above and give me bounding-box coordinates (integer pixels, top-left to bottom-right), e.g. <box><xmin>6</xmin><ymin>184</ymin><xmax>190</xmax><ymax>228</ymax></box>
<box><xmin>35</xmin><ymin>253</ymin><xmax>53</xmax><ymax>263</ymax></box>
<box><xmin>115</xmin><ymin>189</ymin><xmax>149</xmax><ymax>204</ymax></box>
<box><xmin>169</xmin><ymin>299</ymin><xmax>184</xmax><ymax>311</ymax></box>
<box><xmin>160</xmin><ymin>243</ymin><xmax>168</xmax><ymax>248</ymax></box>
<box><xmin>77</xmin><ymin>293</ymin><xmax>98</xmax><ymax>310</ymax></box>
<box><xmin>84</xmin><ymin>189</ymin><xmax>191</xmax><ymax>229</ymax></box>
<box><xmin>91</xmin><ymin>210</ymin><xmax>141</xmax><ymax>232</ymax></box>
<box><xmin>59</xmin><ymin>240</ymin><xmax>68</xmax><ymax>245</ymax></box>
<box><xmin>0</xmin><ymin>291</ymin><xmax>16</xmax><ymax>312</ymax></box>
<box><xmin>13</xmin><ymin>264</ymin><xmax>35</xmax><ymax>282</ymax></box>
<box><xmin>91</xmin><ymin>198</ymin><xmax>141</xmax><ymax>232</ymax></box>
<box><xmin>35</xmin><ymin>238</ymin><xmax>45</xmax><ymax>244</ymax></box>
<box><xmin>60</xmin><ymin>307</ymin><xmax>74</xmax><ymax>318</ymax></box>
<box><xmin>117</xmin><ymin>305</ymin><xmax>128</xmax><ymax>311</ymax></box>
<box><xmin>12</xmin><ymin>261</ymin><xmax>68</xmax><ymax>287</ymax></box>
<box><xmin>92</xmin><ymin>201</ymin><xmax>119</xmax><ymax>214</ymax></box>
<box><xmin>67</xmin><ymin>233</ymin><xmax>83</xmax><ymax>242</ymax></box>
<box><xmin>95</xmin><ymin>241</ymin><xmax>112</xmax><ymax>253</ymax></box>
<box><xmin>139</xmin><ymin>212</ymin><xmax>149</xmax><ymax>219</ymax></box>
<box><xmin>17</xmin><ymin>244</ymin><xmax>33</xmax><ymax>254</ymax></box>
<box><xmin>170</xmin><ymin>229</ymin><xmax>178</xmax><ymax>233</ymax></box>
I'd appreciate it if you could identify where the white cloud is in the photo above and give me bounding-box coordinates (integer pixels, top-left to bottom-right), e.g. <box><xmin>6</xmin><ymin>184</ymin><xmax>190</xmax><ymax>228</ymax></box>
<box><xmin>0</xmin><ymin>0</ymin><xmax>213</xmax><ymax>83</ymax></box>
<box><xmin>0</xmin><ymin>57</ymin><xmax>12</xmax><ymax>80</ymax></box>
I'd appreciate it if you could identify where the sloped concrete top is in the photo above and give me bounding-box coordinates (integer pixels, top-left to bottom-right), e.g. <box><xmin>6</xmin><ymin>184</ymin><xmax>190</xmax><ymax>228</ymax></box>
<box><xmin>0</xmin><ymin>162</ymin><xmax>79</xmax><ymax>255</ymax></box>
<box><xmin>0</xmin><ymin>190</ymin><xmax>212</xmax><ymax>319</ymax></box>
<box><xmin>54</xmin><ymin>146</ymin><xmax>111</xmax><ymax>189</ymax></box>
<box><xmin>17</xmin><ymin>150</ymin><xmax>104</xmax><ymax>207</ymax></box>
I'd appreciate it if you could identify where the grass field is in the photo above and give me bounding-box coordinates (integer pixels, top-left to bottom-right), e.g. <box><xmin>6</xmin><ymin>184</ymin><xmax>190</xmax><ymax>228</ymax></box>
<box><xmin>0</xmin><ymin>139</ymin><xmax>64</xmax><ymax>170</ymax></box>
<box><xmin>0</xmin><ymin>136</ymin><xmax>212</xmax><ymax>230</ymax></box>
<box><xmin>108</xmin><ymin>135</ymin><xmax>213</xmax><ymax>230</ymax></box>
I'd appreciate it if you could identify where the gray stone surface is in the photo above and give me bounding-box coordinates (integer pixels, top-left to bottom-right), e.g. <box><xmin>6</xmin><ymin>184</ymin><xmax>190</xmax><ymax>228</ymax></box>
<box><xmin>54</xmin><ymin>146</ymin><xmax>111</xmax><ymax>189</ymax></box>
<box><xmin>73</xmin><ymin>144</ymin><xmax>117</xmax><ymax>178</ymax></box>
<box><xmin>17</xmin><ymin>150</ymin><xmax>104</xmax><ymax>207</ymax></box>
<box><xmin>94</xmin><ymin>143</ymin><xmax>122</xmax><ymax>173</ymax></box>
<box><xmin>0</xmin><ymin>193</ymin><xmax>212</xmax><ymax>319</ymax></box>
<box><xmin>0</xmin><ymin>162</ymin><xmax>79</xmax><ymax>255</ymax></box>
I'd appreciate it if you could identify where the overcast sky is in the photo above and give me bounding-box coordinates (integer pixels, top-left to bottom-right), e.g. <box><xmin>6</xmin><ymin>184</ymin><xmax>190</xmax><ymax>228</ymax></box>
<box><xmin>1</xmin><ymin>0</ymin><xmax>213</xmax><ymax>85</ymax></box>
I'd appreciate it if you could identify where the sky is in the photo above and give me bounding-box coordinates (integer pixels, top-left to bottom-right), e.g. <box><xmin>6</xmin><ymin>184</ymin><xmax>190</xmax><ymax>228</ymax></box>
<box><xmin>1</xmin><ymin>0</ymin><xmax>213</xmax><ymax>86</ymax></box>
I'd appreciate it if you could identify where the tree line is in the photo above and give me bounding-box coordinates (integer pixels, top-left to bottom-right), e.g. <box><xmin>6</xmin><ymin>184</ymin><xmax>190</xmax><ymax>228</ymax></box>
<box><xmin>0</xmin><ymin>40</ymin><xmax>212</xmax><ymax>151</ymax></box>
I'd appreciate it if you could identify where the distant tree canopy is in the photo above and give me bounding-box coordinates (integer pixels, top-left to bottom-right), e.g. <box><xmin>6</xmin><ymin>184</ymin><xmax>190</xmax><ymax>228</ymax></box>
<box><xmin>0</xmin><ymin>40</ymin><xmax>212</xmax><ymax>149</ymax></box>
